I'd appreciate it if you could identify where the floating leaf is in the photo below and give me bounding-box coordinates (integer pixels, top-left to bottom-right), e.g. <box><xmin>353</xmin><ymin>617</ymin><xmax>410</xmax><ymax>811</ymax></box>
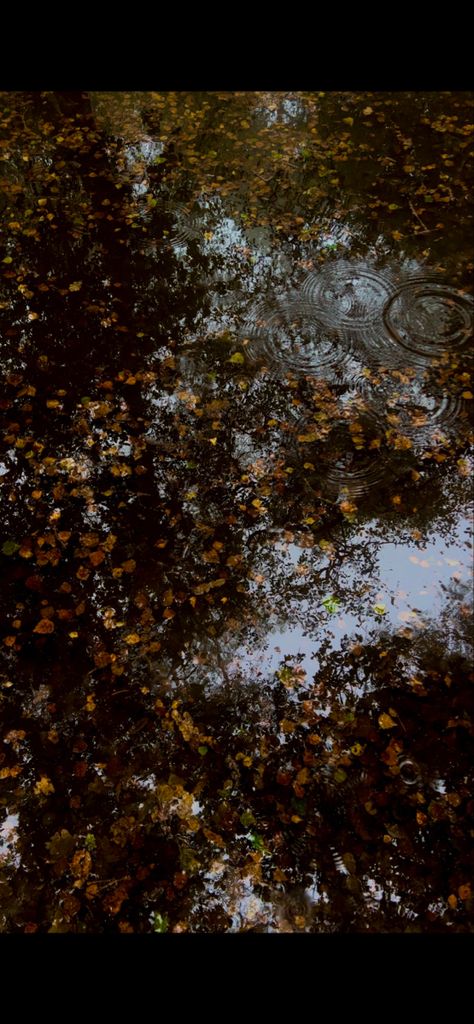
<box><xmin>321</xmin><ymin>595</ymin><xmax>340</xmax><ymax>614</ymax></box>
<box><xmin>2</xmin><ymin>540</ymin><xmax>19</xmax><ymax>556</ymax></box>
<box><xmin>373</xmin><ymin>603</ymin><xmax>387</xmax><ymax>615</ymax></box>
<box><xmin>34</xmin><ymin>775</ymin><xmax>55</xmax><ymax>796</ymax></box>
<box><xmin>152</xmin><ymin>912</ymin><xmax>169</xmax><ymax>933</ymax></box>
<box><xmin>45</xmin><ymin>829</ymin><xmax>75</xmax><ymax>860</ymax></box>
<box><xmin>378</xmin><ymin>712</ymin><xmax>396</xmax><ymax>730</ymax></box>
<box><xmin>71</xmin><ymin>850</ymin><xmax>92</xmax><ymax>888</ymax></box>
<box><xmin>33</xmin><ymin>618</ymin><xmax>55</xmax><ymax>634</ymax></box>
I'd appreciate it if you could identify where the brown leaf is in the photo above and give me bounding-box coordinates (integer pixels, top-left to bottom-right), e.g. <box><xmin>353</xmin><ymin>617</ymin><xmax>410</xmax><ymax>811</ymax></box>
<box><xmin>121</xmin><ymin>559</ymin><xmax>136</xmax><ymax>573</ymax></box>
<box><xmin>70</xmin><ymin>850</ymin><xmax>92</xmax><ymax>888</ymax></box>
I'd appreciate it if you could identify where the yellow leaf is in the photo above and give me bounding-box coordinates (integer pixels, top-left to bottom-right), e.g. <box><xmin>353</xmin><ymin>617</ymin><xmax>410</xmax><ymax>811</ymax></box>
<box><xmin>209</xmin><ymin>437</ymin><xmax>217</xmax><ymax>445</ymax></box>
<box><xmin>2</xmin><ymin>256</ymin><xmax>13</xmax><ymax>264</ymax></box>
<box><xmin>124</xmin><ymin>633</ymin><xmax>141</xmax><ymax>644</ymax></box>
<box><xmin>68</xmin><ymin>281</ymin><xmax>82</xmax><ymax>292</ymax></box>
<box><xmin>362</xmin><ymin>106</ymin><xmax>373</xmax><ymax>115</ymax></box>
<box><xmin>35</xmin><ymin>775</ymin><xmax>55</xmax><ymax>796</ymax></box>
<box><xmin>343</xmin><ymin>117</ymin><xmax>354</xmax><ymax>127</ymax></box>
<box><xmin>378</xmin><ymin>712</ymin><xmax>396</xmax><ymax>729</ymax></box>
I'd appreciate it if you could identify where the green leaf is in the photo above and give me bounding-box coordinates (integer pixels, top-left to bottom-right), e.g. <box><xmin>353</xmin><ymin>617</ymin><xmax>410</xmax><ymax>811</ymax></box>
<box><xmin>85</xmin><ymin>833</ymin><xmax>96</xmax><ymax>851</ymax></box>
<box><xmin>321</xmin><ymin>595</ymin><xmax>341</xmax><ymax>615</ymax></box>
<box><xmin>276</xmin><ymin>666</ymin><xmax>294</xmax><ymax>685</ymax></box>
<box><xmin>197</xmin><ymin>745</ymin><xmax>208</xmax><ymax>756</ymax></box>
<box><xmin>228</xmin><ymin>351</ymin><xmax>245</xmax><ymax>365</ymax></box>
<box><xmin>372</xmin><ymin>603</ymin><xmax>387</xmax><ymax>615</ymax></box>
<box><xmin>152</xmin><ymin>911</ymin><xmax>169</xmax><ymax>933</ymax></box>
<box><xmin>2</xmin><ymin>540</ymin><xmax>20</xmax><ymax>556</ymax></box>
<box><xmin>240</xmin><ymin>809</ymin><xmax>256</xmax><ymax>828</ymax></box>
<box><xmin>249</xmin><ymin>832</ymin><xmax>268</xmax><ymax>853</ymax></box>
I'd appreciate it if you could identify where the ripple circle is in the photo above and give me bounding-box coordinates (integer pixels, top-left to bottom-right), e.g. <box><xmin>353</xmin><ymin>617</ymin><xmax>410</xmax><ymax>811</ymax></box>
<box><xmin>302</xmin><ymin>261</ymin><xmax>395</xmax><ymax>331</ymax></box>
<box><xmin>241</xmin><ymin>299</ymin><xmax>353</xmax><ymax>377</ymax></box>
<box><xmin>382</xmin><ymin>280</ymin><xmax>474</xmax><ymax>363</ymax></box>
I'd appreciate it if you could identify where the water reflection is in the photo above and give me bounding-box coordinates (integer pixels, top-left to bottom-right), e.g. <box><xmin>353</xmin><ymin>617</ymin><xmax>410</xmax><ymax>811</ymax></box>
<box><xmin>0</xmin><ymin>90</ymin><xmax>472</xmax><ymax>933</ymax></box>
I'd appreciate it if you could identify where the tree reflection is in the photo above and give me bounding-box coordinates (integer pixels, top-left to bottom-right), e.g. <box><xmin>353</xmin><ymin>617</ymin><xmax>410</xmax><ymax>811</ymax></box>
<box><xmin>0</xmin><ymin>90</ymin><xmax>472</xmax><ymax>931</ymax></box>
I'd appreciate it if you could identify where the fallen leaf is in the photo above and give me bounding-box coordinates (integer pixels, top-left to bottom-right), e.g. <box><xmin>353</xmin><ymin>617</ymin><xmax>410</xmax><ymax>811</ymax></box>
<box><xmin>378</xmin><ymin>712</ymin><xmax>396</xmax><ymax>729</ymax></box>
<box><xmin>124</xmin><ymin>633</ymin><xmax>141</xmax><ymax>644</ymax></box>
<box><xmin>71</xmin><ymin>850</ymin><xmax>92</xmax><ymax>888</ymax></box>
<box><xmin>34</xmin><ymin>775</ymin><xmax>55</xmax><ymax>796</ymax></box>
<box><xmin>33</xmin><ymin>618</ymin><xmax>55</xmax><ymax>634</ymax></box>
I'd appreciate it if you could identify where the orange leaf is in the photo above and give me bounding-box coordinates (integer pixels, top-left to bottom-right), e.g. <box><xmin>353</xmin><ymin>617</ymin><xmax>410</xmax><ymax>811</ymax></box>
<box><xmin>33</xmin><ymin>618</ymin><xmax>55</xmax><ymax>634</ymax></box>
<box><xmin>89</xmin><ymin>549</ymin><xmax>105</xmax><ymax>567</ymax></box>
<box><xmin>121</xmin><ymin>559</ymin><xmax>136</xmax><ymax>573</ymax></box>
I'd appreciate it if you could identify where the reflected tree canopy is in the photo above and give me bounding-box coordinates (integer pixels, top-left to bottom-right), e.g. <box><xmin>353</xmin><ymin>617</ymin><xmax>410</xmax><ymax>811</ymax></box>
<box><xmin>0</xmin><ymin>90</ymin><xmax>473</xmax><ymax>932</ymax></box>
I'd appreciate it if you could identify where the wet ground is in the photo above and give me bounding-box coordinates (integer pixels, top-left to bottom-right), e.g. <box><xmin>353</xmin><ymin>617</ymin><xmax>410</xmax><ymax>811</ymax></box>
<box><xmin>0</xmin><ymin>91</ymin><xmax>473</xmax><ymax>932</ymax></box>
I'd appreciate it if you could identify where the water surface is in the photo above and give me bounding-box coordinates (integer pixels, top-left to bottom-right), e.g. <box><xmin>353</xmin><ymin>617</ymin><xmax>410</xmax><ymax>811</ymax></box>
<box><xmin>0</xmin><ymin>90</ymin><xmax>473</xmax><ymax>933</ymax></box>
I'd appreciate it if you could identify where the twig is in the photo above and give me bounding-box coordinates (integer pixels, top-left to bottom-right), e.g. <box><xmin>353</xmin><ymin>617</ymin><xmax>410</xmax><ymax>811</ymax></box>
<box><xmin>408</xmin><ymin>199</ymin><xmax>428</xmax><ymax>232</ymax></box>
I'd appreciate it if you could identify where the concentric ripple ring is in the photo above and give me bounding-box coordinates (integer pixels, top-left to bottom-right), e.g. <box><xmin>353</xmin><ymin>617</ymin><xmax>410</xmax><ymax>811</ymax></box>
<box><xmin>241</xmin><ymin>299</ymin><xmax>353</xmax><ymax>376</ymax></box>
<box><xmin>302</xmin><ymin>262</ymin><xmax>395</xmax><ymax>330</ymax></box>
<box><xmin>382</xmin><ymin>280</ymin><xmax>474</xmax><ymax>361</ymax></box>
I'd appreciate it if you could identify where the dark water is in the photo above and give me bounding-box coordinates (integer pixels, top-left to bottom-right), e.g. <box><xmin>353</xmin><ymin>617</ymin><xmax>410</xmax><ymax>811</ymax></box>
<box><xmin>0</xmin><ymin>91</ymin><xmax>473</xmax><ymax>933</ymax></box>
